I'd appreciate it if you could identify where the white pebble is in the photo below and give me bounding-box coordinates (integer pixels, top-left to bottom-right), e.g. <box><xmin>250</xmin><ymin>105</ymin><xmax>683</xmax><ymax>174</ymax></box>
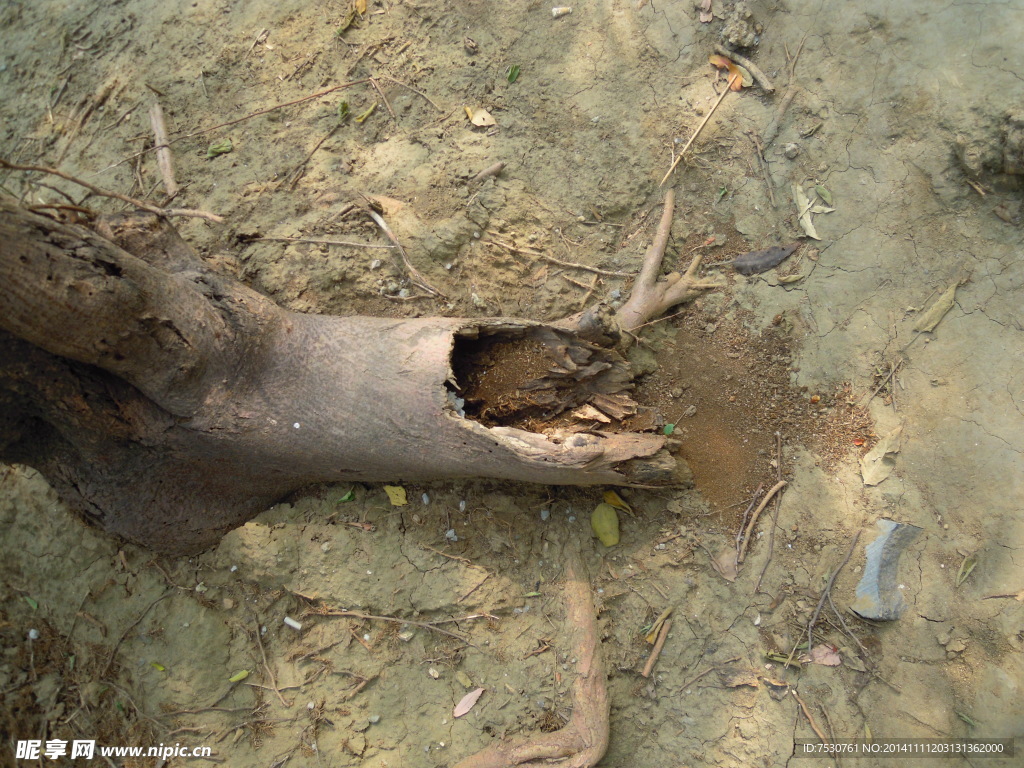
<box><xmin>283</xmin><ymin>616</ymin><xmax>302</xmax><ymax>631</ymax></box>
<box><xmin>293</xmin><ymin>422</ymin><xmax>300</xmax><ymax>429</ymax></box>
<box><xmin>459</xmin><ymin>500</ymin><xmax>467</xmax><ymax>512</ymax></box>
<box><xmin>445</xmin><ymin>529</ymin><xmax>459</xmax><ymax>542</ymax></box>
<box><xmin>540</xmin><ymin>509</ymin><xmax>550</xmax><ymax>521</ymax></box>
<box><xmin>422</xmin><ymin>493</ymin><xmax>430</xmax><ymax>505</ymax></box>
<box><xmin>27</xmin><ymin>629</ymin><xmax>39</xmax><ymax>641</ymax></box>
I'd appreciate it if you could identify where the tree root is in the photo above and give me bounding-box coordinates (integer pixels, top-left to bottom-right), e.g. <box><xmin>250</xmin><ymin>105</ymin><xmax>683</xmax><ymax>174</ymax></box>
<box><xmin>613</xmin><ymin>188</ymin><xmax>724</xmax><ymax>332</ymax></box>
<box><xmin>454</xmin><ymin>544</ymin><xmax>608</xmax><ymax>768</ymax></box>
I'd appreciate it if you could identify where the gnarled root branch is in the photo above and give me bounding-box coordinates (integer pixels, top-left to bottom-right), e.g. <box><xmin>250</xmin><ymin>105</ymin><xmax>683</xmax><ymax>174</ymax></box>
<box><xmin>611</xmin><ymin>188</ymin><xmax>723</xmax><ymax>332</ymax></box>
<box><xmin>454</xmin><ymin>544</ymin><xmax>608</xmax><ymax>768</ymax></box>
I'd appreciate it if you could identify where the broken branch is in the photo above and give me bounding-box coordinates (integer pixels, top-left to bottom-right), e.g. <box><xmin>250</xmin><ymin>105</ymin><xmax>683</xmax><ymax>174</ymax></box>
<box><xmin>0</xmin><ymin>159</ymin><xmax>223</xmax><ymax>223</ymax></box>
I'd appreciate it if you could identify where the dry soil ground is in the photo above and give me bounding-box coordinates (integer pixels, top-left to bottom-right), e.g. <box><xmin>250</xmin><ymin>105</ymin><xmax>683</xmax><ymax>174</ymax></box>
<box><xmin>1</xmin><ymin>1</ymin><xmax>1022</xmax><ymax>767</ymax></box>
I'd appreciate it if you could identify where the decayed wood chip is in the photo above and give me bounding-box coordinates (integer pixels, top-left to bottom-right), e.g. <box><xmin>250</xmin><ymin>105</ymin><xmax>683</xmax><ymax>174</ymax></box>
<box><xmin>572</xmin><ymin>405</ymin><xmax>612</xmax><ymax>423</ymax></box>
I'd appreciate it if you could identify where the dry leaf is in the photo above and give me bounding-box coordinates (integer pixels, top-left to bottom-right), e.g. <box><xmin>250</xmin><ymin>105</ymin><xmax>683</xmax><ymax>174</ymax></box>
<box><xmin>602</xmin><ymin>489</ymin><xmax>633</xmax><ymax>514</ymax></box>
<box><xmin>860</xmin><ymin>425</ymin><xmax>903</xmax><ymax>486</ymax></box>
<box><xmin>777</xmin><ymin>274</ymin><xmax>806</xmax><ymax>284</ymax></box>
<box><xmin>454</xmin><ymin>687</ymin><xmax>485</xmax><ymax>717</ymax></box>
<box><xmin>710</xmin><ymin>546</ymin><xmax>738</xmax><ymax>582</ymax></box>
<box><xmin>383</xmin><ymin>485</ymin><xmax>408</xmax><ymax>506</ymax></box>
<box><xmin>793</xmin><ymin>184</ymin><xmax>821</xmax><ymax>240</ymax></box>
<box><xmin>802</xmin><ymin>644</ymin><xmax>842</xmax><ymax>666</ymax></box>
<box><xmin>354</xmin><ymin>0</ymin><xmax>367</xmax><ymax>13</ymax></box>
<box><xmin>708</xmin><ymin>55</ymin><xmax>745</xmax><ymax>90</ymax></box>
<box><xmin>466</xmin><ymin>107</ymin><xmax>496</xmax><ymax>127</ymax></box>
<box><xmin>912</xmin><ymin>281</ymin><xmax>959</xmax><ymax>333</ymax></box>
<box><xmin>699</xmin><ymin>0</ymin><xmax>713</xmax><ymax>23</ymax></box>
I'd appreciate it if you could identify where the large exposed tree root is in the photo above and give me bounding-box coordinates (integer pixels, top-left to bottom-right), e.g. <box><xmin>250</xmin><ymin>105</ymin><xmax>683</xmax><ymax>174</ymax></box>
<box><xmin>454</xmin><ymin>544</ymin><xmax>608</xmax><ymax>768</ymax></box>
<box><xmin>0</xmin><ymin>190</ymin><xmax>717</xmax><ymax>553</ymax></box>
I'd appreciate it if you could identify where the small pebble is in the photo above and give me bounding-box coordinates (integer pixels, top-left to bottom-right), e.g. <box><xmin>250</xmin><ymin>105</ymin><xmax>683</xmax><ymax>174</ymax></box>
<box><xmin>540</xmin><ymin>509</ymin><xmax>550</xmax><ymax>521</ymax></box>
<box><xmin>368</xmin><ymin>714</ymin><xmax>381</xmax><ymax>724</ymax></box>
<box><xmin>422</xmin><ymin>493</ymin><xmax>430</xmax><ymax>505</ymax></box>
<box><xmin>459</xmin><ymin>500</ymin><xmax>467</xmax><ymax>512</ymax></box>
<box><xmin>445</xmin><ymin>528</ymin><xmax>459</xmax><ymax>542</ymax></box>
<box><xmin>27</xmin><ymin>629</ymin><xmax>39</xmax><ymax>641</ymax></box>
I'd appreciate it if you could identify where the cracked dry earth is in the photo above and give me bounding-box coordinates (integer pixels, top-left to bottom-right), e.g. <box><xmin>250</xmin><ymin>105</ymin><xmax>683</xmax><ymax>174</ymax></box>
<box><xmin>1</xmin><ymin>0</ymin><xmax>1022</xmax><ymax>767</ymax></box>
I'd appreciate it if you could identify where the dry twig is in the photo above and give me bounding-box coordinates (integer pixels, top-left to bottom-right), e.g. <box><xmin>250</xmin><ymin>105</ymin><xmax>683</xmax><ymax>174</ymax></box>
<box><xmin>641</xmin><ymin>619</ymin><xmax>672</xmax><ymax>678</ymax></box>
<box><xmin>0</xmin><ymin>159</ymin><xmax>223</xmax><ymax>222</ymax></box>
<box><xmin>807</xmin><ymin>531</ymin><xmax>862</xmax><ymax>651</ymax></box>
<box><xmin>660</xmin><ymin>73</ymin><xmax>738</xmax><ymax>186</ymax></box>
<box><xmin>737</xmin><ymin>480</ymin><xmax>787</xmax><ymax>563</ymax></box>
<box><xmin>148</xmin><ymin>101</ymin><xmax>179</xmax><ymax>199</ymax></box>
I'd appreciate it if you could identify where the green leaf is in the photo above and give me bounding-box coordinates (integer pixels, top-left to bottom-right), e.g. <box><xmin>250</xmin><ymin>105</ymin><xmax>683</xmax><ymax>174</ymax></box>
<box><xmin>523</xmin><ymin>591</ymin><xmax>542</xmax><ymax>597</ymax></box>
<box><xmin>715</xmin><ymin>186</ymin><xmax>728</xmax><ymax>203</ymax></box>
<box><xmin>815</xmin><ymin>185</ymin><xmax>833</xmax><ymax>206</ymax></box>
<box><xmin>663</xmin><ymin>423</ymin><xmax>675</xmax><ymax>436</ymax></box>
<box><xmin>206</xmin><ymin>138</ymin><xmax>233</xmax><ymax>159</ymax></box>
<box><xmin>956</xmin><ymin>553</ymin><xmax>977</xmax><ymax>587</ymax></box>
<box><xmin>150</xmin><ymin>662</ymin><xmax>166</xmax><ymax>672</ymax></box>
<box><xmin>355</xmin><ymin>103</ymin><xmax>377</xmax><ymax>123</ymax></box>
<box><xmin>338</xmin><ymin>100</ymin><xmax>350</xmax><ymax>123</ymax></box>
<box><xmin>24</xmin><ymin>596</ymin><xmax>38</xmax><ymax>611</ymax></box>
<box><xmin>228</xmin><ymin>669</ymin><xmax>250</xmax><ymax>683</ymax></box>
<box><xmin>506</xmin><ymin>64</ymin><xmax>521</xmax><ymax>84</ymax></box>
<box><xmin>338</xmin><ymin>489</ymin><xmax>355</xmax><ymax>503</ymax></box>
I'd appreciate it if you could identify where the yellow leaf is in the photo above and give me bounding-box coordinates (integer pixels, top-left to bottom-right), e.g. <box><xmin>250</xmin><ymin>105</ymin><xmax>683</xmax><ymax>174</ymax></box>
<box><xmin>467</xmin><ymin>107</ymin><xmax>496</xmax><ymax>127</ymax></box>
<box><xmin>591</xmin><ymin>503</ymin><xmax>620</xmax><ymax>547</ymax></box>
<box><xmin>602</xmin><ymin>490</ymin><xmax>633</xmax><ymax>514</ymax></box>
<box><xmin>354</xmin><ymin>0</ymin><xmax>367</xmax><ymax>14</ymax></box>
<box><xmin>383</xmin><ymin>485</ymin><xmax>408</xmax><ymax>506</ymax></box>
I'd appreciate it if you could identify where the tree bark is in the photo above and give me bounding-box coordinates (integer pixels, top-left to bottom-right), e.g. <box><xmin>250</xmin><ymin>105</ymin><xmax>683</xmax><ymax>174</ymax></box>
<box><xmin>0</xmin><ymin>195</ymin><xmax>707</xmax><ymax>555</ymax></box>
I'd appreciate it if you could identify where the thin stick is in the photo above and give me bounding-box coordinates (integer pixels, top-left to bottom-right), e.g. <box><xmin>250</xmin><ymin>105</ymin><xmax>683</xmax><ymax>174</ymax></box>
<box><xmin>679</xmin><ymin>656</ymin><xmax>742</xmax><ymax>691</ymax></box>
<box><xmin>102</xmin><ymin>591</ymin><xmax>173</xmax><ymax>676</ymax></box>
<box><xmin>749</xmin><ymin>131</ymin><xmax>777</xmax><ymax>208</ymax></box>
<box><xmin>362</xmin><ymin>203</ymin><xmax>444</xmax><ymax>297</ymax></box>
<box><xmin>369</xmin><ymin>77</ymin><xmax>397</xmax><ymax>120</ymax></box>
<box><xmin>660</xmin><ymin>73</ymin><xmax>738</xmax><ymax>186</ymax></box>
<box><xmin>148</xmin><ymin>101</ymin><xmax>179</xmax><ymax>198</ymax></box>
<box><xmin>735</xmin><ymin>484</ymin><xmax>764</xmax><ymax>553</ymax></box>
<box><xmin>737</xmin><ymin>480</ymin><xmax>787</xmax><ymax>563</ymax></box>
<box><xmin>860</xmin><ymin>358</ymin><xmax>904</xmax><ymax>407</ymax></box>
<box><xmin>641</xmin><ymin>619</ymin><xmax>672</xmax><ymax>678</ymax></box>
<box><xmin>96</xmin><ymin>79</ymin><xmax>372</xmax><ymax>174</ymax></box>
<box><xmin>0</xmin><ymin>159</ymin><xmax>223</xmax><ymax>223</ymax></box>
<box><xmin>379</xmin><ymin>75</ymin><xmax>444</xmax><ymax>112</ymax></box>
<box><xmin>286</xmin><ymin>124</ymin><xmax>340</xmax><ymax>189</ymax></box>
<box><xmin>322</xmin><ymin>609</ymin><xmax>469</xmax><ymax>644</ymax></box>
<box><xmin>792</xmin><ymin>689</ymin><xmax>829</xmax><ymax>743</ymax></box>
<box><xmin>714</xmin><ymin>44</ymin><xmax>775</xmax><ymax>92</ymax></box>
<box><xmin>253</xmin><ymin>618</ymin><xmax>291</xmax><ymax>708</ymax></box>
<box><xmin>762</xmin><ymin>85</ymin><xmax>798</xmax><ymax>147</ymax></box>
<box><xmin>254</xmin><ymin>235</ymin><xmax>394</xmax><ymax>249</ymax></box>
<box><xmin>807</xmin><ymin>531</ymin><xmax>861</xmax><ymax>651</ymax></box>
<box><xmin>754</xmin><ymin>432</ymin><xmax>785</xmax><ymax>592</ymax></box>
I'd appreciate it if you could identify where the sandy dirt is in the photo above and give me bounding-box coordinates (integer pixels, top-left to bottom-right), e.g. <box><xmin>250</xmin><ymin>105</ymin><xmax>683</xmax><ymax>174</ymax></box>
<box><xmin>1</xmin><ymin>1</ymin><xmax>1022</xmax><ymax>766</ymax></box>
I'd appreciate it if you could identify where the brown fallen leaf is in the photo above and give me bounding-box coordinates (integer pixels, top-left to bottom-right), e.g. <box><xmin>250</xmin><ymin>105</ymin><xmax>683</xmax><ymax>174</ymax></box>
<box><xmin>354</xmin><ymin>0</ymin><xmax>367</xmax><ymax>14</ymax></box>
<box><xmin>708</xmin><ymin>54</ymin><xmax>746</xmax><ymax>91</ymax></box>
<box><xmin>454</xmin><ymin>687</ymin><xmax>486</xmax><ymax>718</ymax></box>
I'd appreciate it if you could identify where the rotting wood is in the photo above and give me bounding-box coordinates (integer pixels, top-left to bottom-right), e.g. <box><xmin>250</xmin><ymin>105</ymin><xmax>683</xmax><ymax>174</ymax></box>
<box><xmin>0</xmin><ymin>189</ymin><xmax>713</xmax><ymax>554</ymax></box>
